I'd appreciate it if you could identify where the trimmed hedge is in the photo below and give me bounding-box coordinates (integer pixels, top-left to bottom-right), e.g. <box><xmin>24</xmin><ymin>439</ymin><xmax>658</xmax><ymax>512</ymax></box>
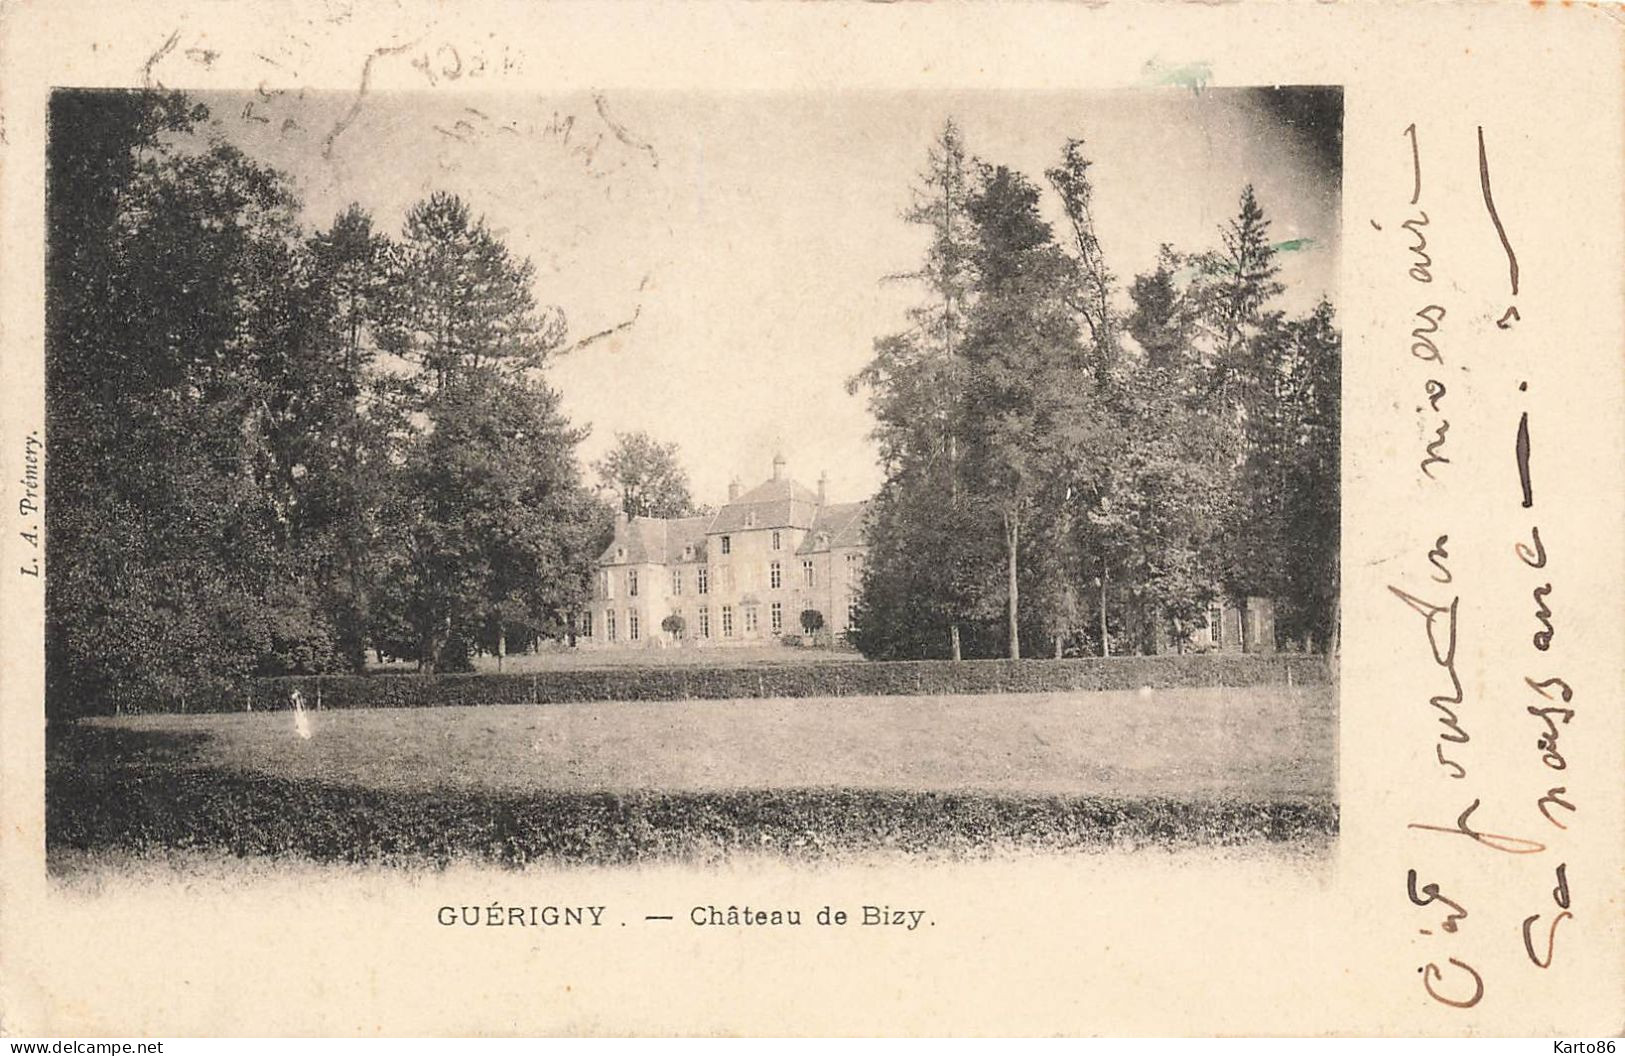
<box><xmin>48</xmin><ymin>723</ymin><xmax>1336</xmax><ymax>866</ymax></box>
<box><xmin>134</xmin><ymin>653</ymin><xmax>1330</xmax><ymax>714</ymax></box>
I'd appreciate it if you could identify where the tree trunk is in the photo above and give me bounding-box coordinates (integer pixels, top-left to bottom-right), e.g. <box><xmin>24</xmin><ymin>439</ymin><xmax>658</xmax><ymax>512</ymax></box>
<box><xmin>496</xmin><ymin>626</ymin><xmax>506</xmax><ymax>672</ymax></box>
<box><xmin>1327</xmin><ymin>564</ymin><xmax>1342</xmax><ymax>682</ymax></box>
<box><xmin>343</xmin><ymin>297</ymin><xmax>366</xmax><ymax>673</ymax></box>
<box><xmin>1053</xmin><ymin>633</ymin><xmax>1063</xmax><ymax>659</ymax></box>
<box><xmin>420</xmin><ymin>615</ymin><xmax>448</xmax><ymax>674</ymax></box>
<box><xmin>950</xmin><ymin>622</ymin><xmax>962</xmax><ymax>661</ymax></box>
<box><xmin>1099</xmin><ymin>558</ymin><xmax>1110</xmax><ymax>657</ymax></box>
<box><xmin>1004</xmin><ymin>508</ymin><xmax>1021</xmax><ymax>660</ymax></box>
<box><xmin>1238</xmin><ymin>598</ymin><xmax>1252</xmax><ymax>654</ymax></box>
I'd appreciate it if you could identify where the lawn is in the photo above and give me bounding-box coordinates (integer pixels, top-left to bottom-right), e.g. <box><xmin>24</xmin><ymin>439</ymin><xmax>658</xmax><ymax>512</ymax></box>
<box><xmin>48</xmin><ymin>686</ymin><xmax>1336</xmax><ymax>867</ymax></box>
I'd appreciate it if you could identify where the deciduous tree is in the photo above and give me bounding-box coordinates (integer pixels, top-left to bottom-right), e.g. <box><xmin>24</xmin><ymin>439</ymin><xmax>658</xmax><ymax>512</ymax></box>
<box><xmin>593</xmin><ymin>431</ymin><xmax>698</xmax><ymax>519</ymax></box>
<box><xmin>957</xmin><ymin>164</ymin><xmax>1102</xmax><ymax>659</ymax></box>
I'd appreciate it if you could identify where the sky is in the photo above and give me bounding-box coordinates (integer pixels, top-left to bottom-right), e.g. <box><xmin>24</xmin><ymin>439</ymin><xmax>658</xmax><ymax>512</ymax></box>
<box><xmin>196</xmin><ymin>87</ymin><xmax>1341</xmax><ymax>505</ymax></box>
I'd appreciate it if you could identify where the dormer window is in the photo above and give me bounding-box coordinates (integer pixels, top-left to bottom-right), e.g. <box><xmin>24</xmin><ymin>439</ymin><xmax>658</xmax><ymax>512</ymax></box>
<box><xmin>683</xmin><ymin>544</ymin><xmax>694</xmax><ymax>560</ymax></box>
<box><xmin>745</xmin><ymin>511</ymin><xmax>757</xmax><ymax>528</ymax></box>
<box><xmin>615</xmin><ymin>546</ymin><xmax>626</xmax><ymax>561</ymax></box>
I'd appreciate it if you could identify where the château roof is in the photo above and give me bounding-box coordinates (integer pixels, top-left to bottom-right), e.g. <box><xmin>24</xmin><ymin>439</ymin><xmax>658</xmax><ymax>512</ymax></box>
<box><xmin>598</xmin><ymin>516</ymin><xmax>664</xmax><ymax>566</ymax></box>
<box><xmin>796</xmin><ymin>500</ymin><xmax>869</xmax><ymax>554</ymax></box>
<box><xmin>597</xmin><ymin>513</ymin><xmax>712</xmax><ymax>566</ymax></box>
<box><xmin>707</xmin><ymin>476</ymin><xmax>822</xmax><ymax>533</ymax></box>
<box><xmin>662</xmin><ymin>515</ymin><xmax>711</xmax><ymax>563</ymax></box>
<box><xmin>596</xmin><ymin>461</ymin><xmax>869</xmax><ymax>565</ymax></box>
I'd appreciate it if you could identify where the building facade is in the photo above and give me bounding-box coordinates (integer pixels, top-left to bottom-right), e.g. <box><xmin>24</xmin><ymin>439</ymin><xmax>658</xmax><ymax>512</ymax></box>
<box><xmin>580</xmin><ymin>455</ymin><xmax>1275</xmax><ymax>654</ymax></box>
<box><xmin>1154</xmin><ymin>596</ymin><xmax>1276</xmax><ymax>655</ymax></box>
<box><xmin>582</xmin><ymin>455</ymin><xmax>870</xmax><ymax>649</ymax></box>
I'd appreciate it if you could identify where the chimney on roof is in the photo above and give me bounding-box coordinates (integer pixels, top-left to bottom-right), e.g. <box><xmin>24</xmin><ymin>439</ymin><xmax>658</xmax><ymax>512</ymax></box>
<box><xmin>817</xmin><ymin>471</ymin><xmax>828</xmax><ymax>504</ymax></box>
<box><xmin>772</xmin><ymin>452</ymin><xmax>786</xmax><ymax>481</ymax></box>
<box><xmin>728</xmin><ymin>477</ymin><xmax>742</xmax><ymax>502</ymax></box>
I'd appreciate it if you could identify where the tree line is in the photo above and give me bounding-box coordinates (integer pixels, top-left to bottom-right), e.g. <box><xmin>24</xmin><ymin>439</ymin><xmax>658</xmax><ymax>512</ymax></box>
<box><xmin>848</xmin><ymin>121</ymin><xmax>1340</xmax><ymax>661</ymax></box>
<box><xmin>45</xmin><ymin>91</ymin><xmax>614</xmax><ymax>716</ymax></box>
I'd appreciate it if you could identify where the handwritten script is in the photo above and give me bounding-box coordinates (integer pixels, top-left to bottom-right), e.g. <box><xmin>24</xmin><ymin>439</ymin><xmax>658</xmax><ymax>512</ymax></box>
<box><xmin>1384</xmin><ymin>125</ymin><xmax>1581</xmax><ymax>1012</ymax></box>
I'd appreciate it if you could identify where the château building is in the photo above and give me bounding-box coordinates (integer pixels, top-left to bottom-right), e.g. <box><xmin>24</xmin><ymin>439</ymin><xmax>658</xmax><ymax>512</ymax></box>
<box><xmin>579</xmin><ymin>453</ymin><xmax>1276</xmax><ymax>655</ymax></box>
<box><xmin>581</xmin><ymin>455</ymin><xmax>870</xmax><ymax>648</ymax></box>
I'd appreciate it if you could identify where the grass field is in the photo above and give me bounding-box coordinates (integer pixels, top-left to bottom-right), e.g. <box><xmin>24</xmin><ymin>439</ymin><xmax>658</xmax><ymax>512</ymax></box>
<box><xmin>48</xmin><ymin>685</ymin><xmax>1336</xmax><ymax>867</ymax></box>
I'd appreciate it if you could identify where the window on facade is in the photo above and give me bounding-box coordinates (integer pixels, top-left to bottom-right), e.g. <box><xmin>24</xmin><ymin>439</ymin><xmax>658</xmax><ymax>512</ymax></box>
<box><xmin>606</xmin><ymin>611</ymin><xmax>617</xmax><ymax>642</ymax></box>
<box><xmin>721</xmin><ymin>605</ymin><xmax>734</xmax><ymax>637</ymax></box>
<box><xmin>845</xmin><ymin>553</ymin><xmax>862</xmax><ymax>572</ymax></box>
<box><xmin>720</xmin><ymin>535</ymin><xmax>731</xmax><ymax>555</ymax></box>
<box><xmin>770</xmin><ymin>601</ymin><xmax>782</xmax><ymax>634</ymax></box>
<box><xmin>847</xmin><ymin>598</ymin><xmax>859</xmax><ymax>626</ymax></box>
<box><xmin>600</xmin><ymin>569</ymin><xmax>612</xmax><ymax>599</ymax></box>
<box><xmin>769</xmin><ymin>561</ymin><xmax>781</xmax><ymax>589</ymax></box>
<box><xmin>699</xmin><ymin>606</ymin><xmax>710</xmax><ymax>638</ymax></box>
<box><xmin>672</xmin><ymin>569</ymin><xmax>682</xmax><ymax>595</ymax></box>
<box><xmin>627</xmin><ymin>569</ymin><xmax>638</xmax><ymax>597</ymax></box>
<box><xmin>1208</xmin><ymin>604</ymin><xmax>1223</xmax><ymax>646</ymax></box>
<box><xmin>803</xmin><ymin>560</ymin><xmax>814</xmax><ymax>587</ymax></box>
<box><xmin>628</xmin><ymin>610</ymin><xmax>640</xmax><ymax>641</ymax></box>
<box><xmin>772</xmin><ymin>531</ymin><xmax>781</xmax><ymax>550</ymax></box>
<box><xmin>581</xmin><ymin>612</ymin><xmax>593</xmax><ymax>639</ymax></box>
<box><xmin>698</xmin><ymin>566</ymin><xmax>709</xmax><ymax>594</ymax></box>
<box><xmin>744</xmin><ymin>607</ymin><xmax>758</xmax><ymax>633</ymax></box>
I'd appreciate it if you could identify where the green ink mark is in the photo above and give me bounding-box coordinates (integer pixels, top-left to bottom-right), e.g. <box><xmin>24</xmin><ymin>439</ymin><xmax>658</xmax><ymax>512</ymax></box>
<box><xmin>1273</xmin><ymin>237</ymin><xmax>1317</xmax><ymax>253</ymax></box>
<box><xmin>1142</xmin><ymin>58</ymin><xmax>1213</xmax><ymax>94</ymax></box>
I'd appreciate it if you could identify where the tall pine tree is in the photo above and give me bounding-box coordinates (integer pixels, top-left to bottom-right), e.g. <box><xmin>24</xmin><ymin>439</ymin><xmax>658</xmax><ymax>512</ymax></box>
<box><xmin>848</xmin><ymin>120</ymin><xmax>985</xmax><ymax>659</ymax></box>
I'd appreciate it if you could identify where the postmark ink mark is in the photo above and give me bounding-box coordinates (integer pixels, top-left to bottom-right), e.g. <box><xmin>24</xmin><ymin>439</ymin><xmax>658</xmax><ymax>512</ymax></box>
<box><xmin>593</xmin><ymin>93</ymin><xmax>659</xmax><ymax>170</ymax></box>
<box><xmin>142</xmin><ymin>29</ymin><xmax>182</xmax><ymax>89</ymax></box>
<box><xmin>324</xmin><ymin>40</ymin><xmax>419</xmax><ymax>159</ymax></box>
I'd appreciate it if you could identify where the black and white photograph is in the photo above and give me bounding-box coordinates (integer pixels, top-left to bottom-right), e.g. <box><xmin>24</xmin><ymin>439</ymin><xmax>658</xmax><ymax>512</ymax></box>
<box><xmin>42</xmin><ymin>85</ymin><xmax>1343</xmax><ymax>873</ymax></box>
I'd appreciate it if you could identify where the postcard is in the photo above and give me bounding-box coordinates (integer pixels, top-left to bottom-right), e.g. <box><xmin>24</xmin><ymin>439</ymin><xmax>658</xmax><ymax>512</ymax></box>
<box><xmin>1</xmin><ymin>0</ymin><xmax>1620</xmax><ymax>1037</ymax></box>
